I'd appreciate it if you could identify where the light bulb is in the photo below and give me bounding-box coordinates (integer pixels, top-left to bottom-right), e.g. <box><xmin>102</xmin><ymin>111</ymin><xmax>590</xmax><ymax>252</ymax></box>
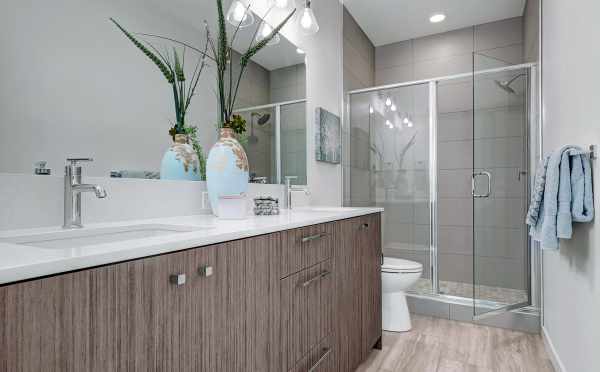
<box><xmin>296</xmin><ymin>48</ymin><xmax>305</xmax><ymax>54</ymax></box>
<box><xmin>256</xmin><ymin>22</ymin><xmax>281</xmax><ymax>45</ymax></box>
<box><xmin>407</xmin><ymin>121</ymin><xmax>414</xmax><ymax>128</ymax></box>
<box><xmin>298</xmin><ymin>1</ymin><xmax>319</xmax><ymax>35</ymax></box>
<box><xmin>391</xmin><ymin>104</ymin><xmax>397</xmax><ymax>112</ymax></box>
<box><xmin>226</xmin><ymin>0</ymin><xmax>254</xmax><ymax>28</ymax></box>
<box><xmin>385</xmin><ymin>120</ymin><xmax>393</xmax><ymax>129</ymax></box>
<box><xmin>403</xmin><ymin>117</ymin><xmax>409</xmax><ymax>124</ymax></box>
<box><xmin>385</xmin><ymin>98</ymin><xmax>392</xmax><ymax>106</ymax></box>
<box><xmin>369</xmin><ymin>106</ymin><xmax>374</xmax><ymax>114</ymax></box>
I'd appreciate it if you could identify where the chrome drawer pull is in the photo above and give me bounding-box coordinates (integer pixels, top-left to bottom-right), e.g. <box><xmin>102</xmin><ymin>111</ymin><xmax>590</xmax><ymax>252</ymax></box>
<box><xmin>301</xmin><ymin>233</ymin><xmax>327</xmax><ymax>243</ymax></box>
<box><xmin>359</xmin><ymin>223</ymin><xmax>369</xmax><ymax>230</ymax></box>
<box><xmin>198</xmin><ymin>265</ymin><xmax>213</xmax><ymax>277</ymax></box>
<box><xmin>300</xmin><ymin>271</ymin><xmax>331</xmax><ymax>287</ymax></box>
<box><xmin>169</xmin><ymin>273</ymin><xmax>186</xmax><ymax>286</ymax></box>
<box><xmin>308</xmin><ymin>347</ymin><xmax>332</xmax><ymax>372</ymax></box>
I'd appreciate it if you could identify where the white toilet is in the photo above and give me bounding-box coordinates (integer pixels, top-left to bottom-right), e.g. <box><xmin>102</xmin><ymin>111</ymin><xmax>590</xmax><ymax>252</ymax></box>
<box><xmin>381</xmin><ymin>257</ymin><xmax>423</xmax><ymax>332</ymax></box>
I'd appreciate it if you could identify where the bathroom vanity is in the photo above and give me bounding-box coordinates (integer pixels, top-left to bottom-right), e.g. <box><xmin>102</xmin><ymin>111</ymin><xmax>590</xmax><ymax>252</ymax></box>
<box><xmin>0</xmin><ymin>208</ymin><xmax>382</xmax><ymax>372</ymax></box>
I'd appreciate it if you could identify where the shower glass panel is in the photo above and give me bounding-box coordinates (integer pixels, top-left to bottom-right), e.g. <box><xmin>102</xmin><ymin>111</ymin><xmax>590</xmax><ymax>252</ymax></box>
<box><xmin>472</xmin><ymin>53</ymin><xmax>531</xmax><ymax>316</ymax></box>
<box><xmin>346</xmin><ymin>84</ymin><xmax>433</xmax><ymax>294</ymax></box>
<box><xmin>280</xmin><ymin>101</ymin><xmax>307</xmax><ymax>185</ymax></box>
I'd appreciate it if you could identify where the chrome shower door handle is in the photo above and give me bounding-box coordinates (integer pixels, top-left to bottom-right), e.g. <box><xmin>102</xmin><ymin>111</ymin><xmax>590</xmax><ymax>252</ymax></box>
<box><xmin>472</xmin><ymin>171</ymin><xmax>492</xmax><ymax>198</ymax></box>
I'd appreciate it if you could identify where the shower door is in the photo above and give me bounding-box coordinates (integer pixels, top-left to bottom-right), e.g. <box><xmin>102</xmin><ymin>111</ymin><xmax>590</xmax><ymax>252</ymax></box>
<box><xmin>471</xmin><ymin>57</ymin><xmax>532</xmax><ymax>318</ymax></box>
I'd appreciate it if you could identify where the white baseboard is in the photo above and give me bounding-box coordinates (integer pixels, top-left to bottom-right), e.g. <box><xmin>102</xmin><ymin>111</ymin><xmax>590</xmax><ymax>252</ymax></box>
<box><xmin>542</xmin><ymin>326</ymin><xmax>566</xmax><ymax>372</ymax></box>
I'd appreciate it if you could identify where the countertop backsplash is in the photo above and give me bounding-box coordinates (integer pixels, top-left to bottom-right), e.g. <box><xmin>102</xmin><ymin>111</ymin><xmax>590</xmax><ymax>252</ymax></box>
<box><xmin>0</xmin><ymin>173</ymin><xmax>285</xmax><ymax>231</ymax></box>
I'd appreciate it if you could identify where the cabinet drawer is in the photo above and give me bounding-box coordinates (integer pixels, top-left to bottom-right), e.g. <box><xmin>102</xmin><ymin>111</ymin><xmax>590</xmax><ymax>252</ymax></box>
<box><xmin>280</xmin><ymin>260</ymin><xmax>333</xmax><ymax>371</ymax></box>
<box><xmin>280</xmin><ymin>223</ymin><xmax>333</xmax><ymax>278</ymax></box>
<box><xmin>289</xmin><ymin>336</ymin><xmax>334</xmax><ymax>372</ymax></box>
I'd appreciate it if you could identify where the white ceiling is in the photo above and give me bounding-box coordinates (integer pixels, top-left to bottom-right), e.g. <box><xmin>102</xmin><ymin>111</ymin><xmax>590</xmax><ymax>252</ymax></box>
<box><xmin>344</xmin><ymin>0</ymin><xmax>526</xmax><ymax>46</ymax></box>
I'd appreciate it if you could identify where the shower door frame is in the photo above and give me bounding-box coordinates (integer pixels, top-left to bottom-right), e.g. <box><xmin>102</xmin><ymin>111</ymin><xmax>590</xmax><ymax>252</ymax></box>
<box><xmin>234</xmin><ymin>98</ymin><xmax>307</xmax><ymax>185</ymax></box>
<box><xmin>346</xmin><ymin>62</ymin><xmax>540</xmax><ymax>319</ymax></box>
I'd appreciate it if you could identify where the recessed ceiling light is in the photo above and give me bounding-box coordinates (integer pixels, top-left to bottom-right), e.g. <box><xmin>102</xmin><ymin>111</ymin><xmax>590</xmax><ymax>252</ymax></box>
<box><xmin>296</xmin><ymin>48</ymin><xmax>305</xmax><ymax>54</ymax></box>
<box><xmin>430</xmin><ymin>13</ymin><xmax>446</xmax><ymax>23</ymax></box>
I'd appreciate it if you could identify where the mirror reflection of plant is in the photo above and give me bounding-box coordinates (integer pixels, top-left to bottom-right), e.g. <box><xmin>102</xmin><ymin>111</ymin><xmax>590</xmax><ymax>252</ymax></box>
<box><xmin>110</xmin><ymin>18</ymin><xmax>210</xmax><ymax>140</ymax></box>
<box><xmin>138</xmin><ymin>0</ymin><xmax>296</xmax><ymax>135</ymax></box>
<box><xmin>183</xmin><ymin>126</ymin><xmax>207</xmax><ymax>180</ymax></box>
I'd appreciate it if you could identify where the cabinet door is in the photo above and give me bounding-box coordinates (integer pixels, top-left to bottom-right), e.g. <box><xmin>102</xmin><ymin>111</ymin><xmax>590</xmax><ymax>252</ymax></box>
<box><xmin>214</xmin><ymin>233</ymin><xmax>281</xmax><ymax>372</ymax></box>
<box><xmin>360</xmin><ymin>213</ymin><xmax>382</xmax><ymax>355</ymax></box>
<box><xmin>333</xmin><ymin>218</ymin><xmax>363</xmax><ymax>372</ymax></box>
<box><xmin>0</xmin><ymin>261</ymin><xmax>131</xmax><ymax>371</ymax></box>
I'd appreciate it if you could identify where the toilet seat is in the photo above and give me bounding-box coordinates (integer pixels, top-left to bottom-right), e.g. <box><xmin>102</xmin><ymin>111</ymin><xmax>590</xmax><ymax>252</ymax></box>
<box><xmin>382</xmin><ymin>257</ymin><xmax>423</xmax><ymax>274</ymax></box>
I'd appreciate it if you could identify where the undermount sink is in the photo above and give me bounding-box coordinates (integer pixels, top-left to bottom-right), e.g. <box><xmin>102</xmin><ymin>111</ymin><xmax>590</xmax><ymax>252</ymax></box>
<box><xmin>1</xmin><ymin>224</ymin><xmax>205</xmax><ymax>250</ymax></box>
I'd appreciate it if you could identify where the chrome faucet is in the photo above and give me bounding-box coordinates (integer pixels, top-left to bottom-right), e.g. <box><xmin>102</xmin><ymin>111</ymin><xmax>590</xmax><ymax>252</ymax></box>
<box><xmin>284</xmin><ymin>176</ymin><xmax>310</xmax><ymax>209</ymax></box>
<box><xmin>63</xmin><ymin>158</ymin><xmax>107</xmax><ymax>228</ymax></box>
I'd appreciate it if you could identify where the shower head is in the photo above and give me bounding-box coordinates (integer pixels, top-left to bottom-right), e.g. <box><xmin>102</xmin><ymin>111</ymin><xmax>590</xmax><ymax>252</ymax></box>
<box><xmin>252</xmin><ymin>112</ymin><xmax>271</xmax><ymax>125</ymax></box>
<box><xmin>494</xmin><ymin>80</ymin><xmax>517</xmax><ymax>94</ymax></box>
<box><xmin>494</xmin><ymin>73</ymin><xmax>526</xmax><ymax>95</ymax></box>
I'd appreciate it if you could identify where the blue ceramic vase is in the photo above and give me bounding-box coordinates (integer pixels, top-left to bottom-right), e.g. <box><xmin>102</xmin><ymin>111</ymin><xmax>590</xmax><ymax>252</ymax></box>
<box><xmin>206</xmin><ymin>128</ymin><xmax>249</xmax><ymax>215</ymax></box>
<box><xmin>160</xmin><ymin>134</ymin><xmax>201</xmax><ymax>181</ymax></box>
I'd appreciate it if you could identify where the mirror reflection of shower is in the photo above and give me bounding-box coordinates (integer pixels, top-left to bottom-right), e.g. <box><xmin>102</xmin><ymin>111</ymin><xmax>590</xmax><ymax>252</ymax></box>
<box><xmin>494</xmin><ymin>73</ymin><xmax>526</xmax><ymax>95</ymax></box>
<box><xmin>248</xmin><ymin>112</ymin><xmax>271</xmax><ymax>144</ymax></box>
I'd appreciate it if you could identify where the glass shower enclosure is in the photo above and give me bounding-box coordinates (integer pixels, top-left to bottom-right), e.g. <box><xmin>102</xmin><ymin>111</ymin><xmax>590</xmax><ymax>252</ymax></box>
<box><xmin>345</xmin><ymin>60</ymin><xmax>538</xmax><ymax>319</ymax></box>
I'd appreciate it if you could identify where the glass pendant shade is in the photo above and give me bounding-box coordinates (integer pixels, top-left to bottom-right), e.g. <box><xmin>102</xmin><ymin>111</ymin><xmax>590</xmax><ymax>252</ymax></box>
<box><xmin>256</xmin><ymin>22</ymin><xmax>281</xmax><ymax>46</ymax></box>
<box><xmin>298</xmin><ymin>1</ymin><xmax>319</xmax><ymax>35</ymax></box>
<box><xmin>226</xmin><ymin>0</ymin><xmax>255</xmax><ymax>28</ymax></box>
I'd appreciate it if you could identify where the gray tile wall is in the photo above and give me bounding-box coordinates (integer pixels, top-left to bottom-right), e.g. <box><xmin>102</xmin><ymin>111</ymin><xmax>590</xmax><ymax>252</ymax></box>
<box><xmin>523</xmin><ymin>0</ymin><xmax>540</xmax><ymax>63</ymax></box>
<box><xmin>373</xmin><ymin>17</ymin><xmax>528</xmax><ymax>291</ymax></box>
<box><xmin>342</xmin><ymin>6</ymin><xmax>375</xmax><ymax>207</ymax></box>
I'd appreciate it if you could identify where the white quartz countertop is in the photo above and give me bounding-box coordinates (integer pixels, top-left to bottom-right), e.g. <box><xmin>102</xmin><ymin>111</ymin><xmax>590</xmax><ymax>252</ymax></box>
<box><xmin>0</xmin><ymin>207</ymin><xmax>383</xmax><ymax>285</ymax></box>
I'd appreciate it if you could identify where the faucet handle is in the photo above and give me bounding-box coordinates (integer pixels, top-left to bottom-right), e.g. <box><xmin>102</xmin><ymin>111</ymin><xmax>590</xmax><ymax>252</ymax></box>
<box><xmin>66</xmin><ymin>158</ymin><xmax>93</xmax><ymax>166</ymax></box>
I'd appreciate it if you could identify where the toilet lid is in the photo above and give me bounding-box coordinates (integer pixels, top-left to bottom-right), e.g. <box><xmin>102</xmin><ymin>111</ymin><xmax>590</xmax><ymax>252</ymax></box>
<box><xmin>382</xmin><ymin>257</ymin><xmax>423</xmax><ymax>273</ymax></box>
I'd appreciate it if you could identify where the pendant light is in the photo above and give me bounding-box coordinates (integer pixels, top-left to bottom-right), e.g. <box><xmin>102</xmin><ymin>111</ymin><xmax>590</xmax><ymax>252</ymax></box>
<box><xmin>298</xmin><ymin>0</ymin><xmax>319</xmax><ymax>35</ymax></box>
<box><xmin>256</xmin><ymin>22</ymin><xmax>281</xmax><ymax>46</ymax></box>
<box><xmin>226</xmin><ymin>0</ymin><xmax>255</xmax><ymax>28</ymax></box>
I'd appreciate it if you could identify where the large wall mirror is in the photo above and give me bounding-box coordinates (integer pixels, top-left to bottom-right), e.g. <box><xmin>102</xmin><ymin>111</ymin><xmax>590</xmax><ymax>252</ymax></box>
<box><xmin>0</xmin><ymin>0</ymin><xmax>307</xmax><ymax>185</ymax></box>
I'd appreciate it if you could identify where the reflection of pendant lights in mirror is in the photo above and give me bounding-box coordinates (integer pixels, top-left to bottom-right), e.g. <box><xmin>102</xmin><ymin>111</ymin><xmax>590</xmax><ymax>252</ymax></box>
<box><xmin>271</xmin><ymin>0</ymin><xmax>290</xmax><ymax>9</ymax></box>
<box><xmin>256</xmin><ymin>22</ymin><xmax>281</xmax><ymax>45</ymax></box>
<box><xmin>226</xmin><ymin>0</ymin><xmax>255</xmax><ymax>28</ymax></box>
<box><xmin>299</xmin><ymin>0</ymin><xmax>320</xmax><ymax>35</ymax></box>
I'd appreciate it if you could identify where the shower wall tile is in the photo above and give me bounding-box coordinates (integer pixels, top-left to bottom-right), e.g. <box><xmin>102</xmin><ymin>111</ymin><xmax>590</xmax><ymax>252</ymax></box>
<box><xmin>349</xmin><ymin>166</ymin><xmax>371</xmax><ymax>203</ymax></box>
<box><xmin>375</xmin><ymin>65</ymin><xmax>414</xmax><ymax>86</ymax></box>
<box><xmin>344</xmin><ymin>40</ymin><xmax>375</xmax><ymax>87</ymax></box>
<box><xmin>439</xmin><ymin>226</ymin><xmax>473</xmax><ymax>255</ymax></box>
<box><xmin>438</xmin><ymin>169</ymin><xmax>472</xmax><ymax>198</ymax></box>
<box><xmin>343</xmin><ymin>6</ymin><xmax>375</xmax><ymax>92</ymax></box>
<box><xmin>474</xmin><ymin>227</ymin><xmax>525</xmax><ymax>259</ymax></box>
<box><xmin>474</xmin><ymin>197</ymin><xmax>525</xmax><ymax>229</ymax></box>
<box><xmin>474</xmin><ymin>137</ymin><xmax>524</xmax><ymax>168</ymax></box>
<box><xmin>486</xmin><ymin>167</ymin><xmax>526</xmax><ymax>198</ymax></box>
<box><xmin>476</xmin><ymin>44</ymin><xmax>524</xmax><ymax>67</ymax></box>
<box><xmin>413</xmin><ymin>54</ymin><xmax>473</xmax><ymax>81</ymax></box>
<box><xmin>474</xmin><ymin>17</ymin><xmax>523</xmax><ymax>52</ymax></box>
<box><xmin>343</xmin><ymin>7</ymin><xmax>375</xmax><ymax>66</ymax></box>
<box><xmin>437</xmin><ymin>82</ymin><xmax>473</xmax><ymax>113</ymax></box>
<box><xmin>439</xmin><ymin>253</ymin><xmax>473</xmax><ymax>284</ymax></box>
<box><xmin>474</xmin><ymin>106</ymin><xmax>525</xmax><ymax>139</ymax></box>
<box><xmin>475</xmin><ymin>256</ymin><xmax>526</xmax><ymax>289</ymax></box>
<box><xmin>438</xmin><ymin>111</ymin><xmax>473</xmax><ymax>142</ymax></box>
<box><xmin>438</xmin><ymin>140</ymin><xmax>473</xmax><ymax>170</ymax></box>
<box><xmin>439</xmin><ymin>198</ymin><xmax>473</xmax><ymax>227</ymax></box>
<box><xmin>412</xmin><ymin>27</ymin><xmax>474</xmax><ymax>62</ymax></box>
<box><xmin>375</xmin><ymin>40</ymin><xmax>412</xmax><ymax>70</ymax></box>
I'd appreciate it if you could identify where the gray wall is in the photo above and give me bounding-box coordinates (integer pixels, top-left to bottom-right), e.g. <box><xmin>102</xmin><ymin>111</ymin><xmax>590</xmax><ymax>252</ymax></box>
<box><xmin>542</xmin><ymin>0</ymin><xmax>600</xmax><ymax>371</ymax></box>
<box><xmin>342</xmin><ymin>6</ymin><xmax>375</xmax><ymax>207</ymax></box>
<box><xmin>523</xmin><ymin>0</ymin><xmax>540</xmax><ymax>63</ymax></box>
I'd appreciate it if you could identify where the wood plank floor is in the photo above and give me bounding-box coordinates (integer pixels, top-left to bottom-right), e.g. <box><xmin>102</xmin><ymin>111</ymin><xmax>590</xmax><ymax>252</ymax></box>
<box><xmin>356</xmin><ymin>314</ymin><xmax>554</xmax><ymax>372</ymax></box>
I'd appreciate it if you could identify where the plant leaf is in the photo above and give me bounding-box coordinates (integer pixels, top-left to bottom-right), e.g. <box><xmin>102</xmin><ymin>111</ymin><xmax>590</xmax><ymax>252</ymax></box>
<box><xmin>110</xmin><ymin>18</ymin><xmax>174</xmax><ymax>83</ymax></box>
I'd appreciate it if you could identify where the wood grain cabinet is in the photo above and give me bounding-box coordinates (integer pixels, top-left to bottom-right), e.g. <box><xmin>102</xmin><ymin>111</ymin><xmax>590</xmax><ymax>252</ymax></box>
<box><xmin>0</xmin><ymin>213</ymin><xmax>381</xmax><ymax>372</ymax></box>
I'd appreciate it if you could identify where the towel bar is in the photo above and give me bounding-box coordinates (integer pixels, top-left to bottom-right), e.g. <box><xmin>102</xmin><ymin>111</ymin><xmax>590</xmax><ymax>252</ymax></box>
<box><xmin>587</xmin><ymin>145</ymin><xmax>597</xmax><ymax>160</ymax></box>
